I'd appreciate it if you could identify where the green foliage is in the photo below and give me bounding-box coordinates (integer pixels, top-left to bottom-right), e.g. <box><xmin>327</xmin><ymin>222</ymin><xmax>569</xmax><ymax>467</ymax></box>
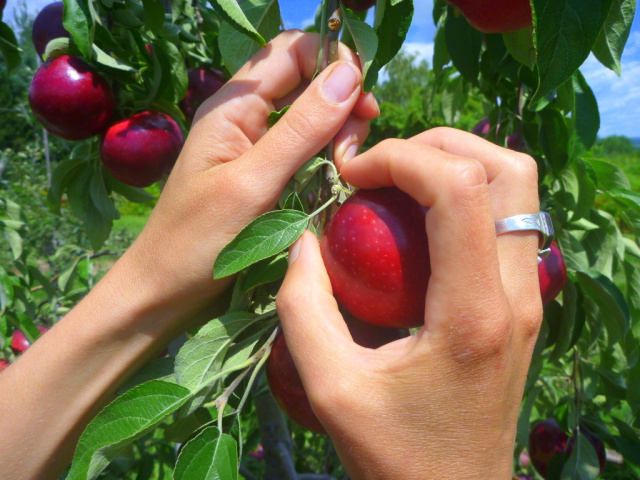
<box><xmin>0</xmin><ymin>0</ymin><xmax>638</xmax><ymax>478</ymax></box>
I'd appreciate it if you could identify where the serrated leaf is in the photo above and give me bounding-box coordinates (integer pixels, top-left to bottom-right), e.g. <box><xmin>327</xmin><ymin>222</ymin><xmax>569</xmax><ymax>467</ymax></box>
<box><xmin>117</xmin><ymin>357</ymin><xmax>176</xmax><ymax>395</ymax></box>
<box><xmin>210</xmin><ymin>0</ymin><xmax>266</xmax><ymax>47</ymax></box>
<box><xmin>576</xmin><ymin>270</ymin><xmax>629</xmax><ymax>344</ymax></box>
<box><xmin>373</xmin><ymin>0</ymin><xmax>413</xmax><ymax>68</ymax></box>
<box><xmin>282</xmin><ymin>192</ymin><xmax>304</xmax><ymax>212</ymax></box>
<box><xmin>531</xmin><ymin>0</ymin><xmax>613</xmax><ymax>103</ymax></box>
<box><xmin>63</xmin><ymin>0</ymin><xmax>93</xmax><ymax>58</ymax></box>
<box><xmin>49</xmin><ymin>158</ymin><xmax>85</xmax><ymax>210</ymax></box>
<box><xmin>341</xmin><ymin>10</ymin><xmax>379</xmax><ymax>92</ymax></box>
<box><xmin>608</xmin><ymin>188</ymin><xmax>640</xmax><ymax>214</ymax></box>
<box><xmin>164</xmin><ymin>408</ymin><xmax>214</xmax><ymax>443</ymax></box>
<box><xmin>175</xmin><ymin>312</ymin><xmax>261</xmax><ymax>393</ymax></box>
<box><xmin>218</xmin><ymin>0</ymin><xmax>280</xmax><ymax>74</ymax></box>
<box><xmin>214</xmin><ymin>209</ymin><xmax>308</xmax><ymax>279</ymax></box>
<box><xmin>592</xmin><ymin>0</ymin><xmax>637</xmax><ymax>75</ymax></box>
<box><xmin>67</xmin><ymin>380</ymin><xmax>191</xmax><ymax>480</ymax></box>
<box><xmin>444</xmin><ymin>5</ymin><xmax>483</xmax><ymax>84</ymax></box>
<box><xmin>174</xmin><ymin>426</ymin><xmax>238</xmax><ymax>480</ymax></box>
<box><xmin>0</xmin><ymin>21</ymin><xmax>22</xmax><ymax>72</ymax></box>
<box><xmin>550</xmin><ymin>280</ymin><xmax>578</xmax><ymax>362</ymax></box>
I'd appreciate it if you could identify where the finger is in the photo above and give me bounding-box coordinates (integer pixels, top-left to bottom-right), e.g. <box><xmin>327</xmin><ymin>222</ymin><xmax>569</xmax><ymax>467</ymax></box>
<box><xmin>185</xmin><ymin>30</ymin><xmax>372</xmax><ymax>166</ymax></box>
<box><xmin>226</xmin><ymin>59</ymin><xmax>363</xmax><ymax>212</ymax></box>
<box><xmin>276</xmin><ymin>231</ymin><xmax>356</xmax><ymax>403</ymax></box>
<box><xmin>274</xmin><ymin>84</ymin><xmax>378</xmax><ymax>120</ymax></box>
<box><xmin>334</xmin><ymin>115</ymin><xmax>370</xmax><ymax>168</ymax></box>
<box><xmin>339</xmin><ymin>139</ymin><xmax>508</xmax><ymax>340</ymax></box>
<box><xmin>408</xmin><ymin>128</ymin><xmax>541</xmax><ymax>318</ymax></box>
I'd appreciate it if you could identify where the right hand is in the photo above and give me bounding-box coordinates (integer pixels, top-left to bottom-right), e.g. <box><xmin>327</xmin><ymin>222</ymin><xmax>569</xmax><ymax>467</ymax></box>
<box><xmin>277</xmin><ymin>128</ymin><xmax>543</xmax><ymax>479</ymax></box>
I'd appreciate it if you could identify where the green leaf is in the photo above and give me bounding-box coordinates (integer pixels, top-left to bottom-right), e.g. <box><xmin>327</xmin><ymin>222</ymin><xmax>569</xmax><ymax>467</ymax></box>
<box><xmin>164</xmin><ymin>408</ymin><xmax>214</xmax><ymax>443</ymax></box>
<box><xmin>2</xmin><ymin>228</ymin><xmax>22</xmax><ymax>260</ymax></box>
<box><xmin>218</xmin><ymin>0</ymin><xmax>280</xmax><ymax>74</ymax></box>
<box><xmin>572</xmin><ymin>70</ymin><xmax>599</xmax><ymax>149</ymax></box>
<box><xmin>559</xmin><ymin>432</ymin><xmax>602</xmax><ymax>480</ymax></box>
<box><xmin>530</xmin><ymin>0</ymin><xmax>613</xmax><ymax>103</ymax></box>
<box><xmin>90</xmin><ymin>169</ymin><xmax>120</xmax><ymax>221</ymax></box>
<box><xmin>576</xmin><ymin>270</ymin><xmax>629</xmax><ymax>344</ymax></box>
<box><xmin>43</xmin><ymin>37</ymin><xmax>71</xmax><ymax>62</ymax></box>
<box><xmin>67</xmin><ymin>380</ymin><xmax>191</xmax><ymax>480</ymax></box>
<box><xmin>104</xmin><ymin>172</ymin><xmax>156</xmax><ymax>204</ymax></box>
<box><xmin>628</xmin><ymin>358</ymin><xmax>640</xmax><ymax>414</ymax></box>
<box><xmin>142</xmin><ymin>0</ymin><xmax>166</xmax><ymax>34</ymax></box>
<box><xmin>267</xmin><ymin>105</ymin><xmax>290</xmax><ymax>128</ymax></box>
<box><xmin>341</xmin><ymin>10</ymin><xmax>379</xmax><ymax>92</ymax></box>
<box><xmin>592</xmin><ymin>0</ymin><xmax>637</xmax><ymax>75</ymax></box>
<box><xmin>585</xmin><ymin>158</ymin><xmax>630</xmax><ymax>191</ymax></box>
<box><xmin>539</xmin><ymin>106</ymin><xmax>570</xmax><ymax>172</ymax></box>
<box><xmin>608</xmin><ymin>188</ymin><xmax>640</xmax><ymax>214</ymax></box>
<box><xmin>241</xmin><ymin>252</ymin><xmax>288</xmax><ymax>292</ymax></box>
<box><xmin>92</xmin><ymin>44</ymin><xmax>137</xmax><ymax>72</ymax></box>
<box><xmin>517</xmin><ymin>386</ymin><xmax>540</xmax><ymax>448</ymax></box>
<box><xmin>63</xmin><ymin>0</ymin><xmax>93</xmax><ymax>58</ymax></box>
<box><xmin>213</xmin><ymin>209</ymin><xmax>308</xmax><ymax>279</ymax></box>
<box><xmin>117</xmin><ymin>357</ymin><xmax>176</xmax><ymax>395</ymax></box>
<box><xmin>155</xmin><ymin>39</ymin><xmax>188</xmax><ymax>104</ymax></box>
<box><xmin>174</xmin><ymin>426</ymin><xmax>238</xmax><ymax>480</ymax></box>
<box><xmin>210</xmin><ymin>0</ymin><xmax>267</xmax><ymax>47</ymax></box>
<box><xmin>444</xmin><ymin>6</ymin><xmax>483</xmax><ymax>84</ymax></box>
<box><xmin>0</xmin><ymin>266</ymin><xmax>14</xmax><ymax>316</ymax></box>
<box><xmin>550</xmin><ymin>280</ymin><xmax>578</xmax><ymax>362</ymax></box>
<box><xmin>48</xmin><ymin>158</ymin><xmax>85</xmax><ymax>210</ymax></box>
<box><xmin>373</xmin><ymin>0</ymin><xmax>413</xmax><ymax>68</ymax></box>
<box><xmin>503</xmin><ymin>27</ymin><xmax>536</xmax><ymax>70</ymax></box>
<box><xmin>174</xmin><ymin>312</ymin><xmax>261</xmax><ymax>393</ymax></box>
<box><xmin>282</xmin><ymin>192</ymin><xmax>304</xmax><ymax>212</ymax></box>
<box><xmin>0</xmin><ymin>21</ymin><xmax>22</xmax><ymax>71</ymax></box>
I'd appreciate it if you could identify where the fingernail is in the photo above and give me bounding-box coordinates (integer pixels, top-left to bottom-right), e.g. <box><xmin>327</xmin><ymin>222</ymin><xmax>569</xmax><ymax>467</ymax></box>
<box><xmin>322</xmin><ymin>62</ymin><xmax>359</xmax><ymax>104</ymax></box>
<box><xmin>288</xmin><ymin>236</ymin><xmax>302</xmax><ymax>265</ymax></box>
<box><xmin>343</xmin><ymin>143</ymin><xmax>358</xmax><ymax>163</ymax></box>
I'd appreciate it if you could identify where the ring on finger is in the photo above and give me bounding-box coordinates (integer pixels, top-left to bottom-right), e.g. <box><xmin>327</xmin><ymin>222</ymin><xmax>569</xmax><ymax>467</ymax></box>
<box><xmin>494</xmin><ymin>212</ymin><xmax>554</xmax><ymax>263</ymax></box>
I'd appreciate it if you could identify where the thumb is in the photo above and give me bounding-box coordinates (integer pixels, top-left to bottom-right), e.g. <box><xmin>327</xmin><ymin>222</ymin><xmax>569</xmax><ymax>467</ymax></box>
<box><xmin>276</xmin><ymin>231</ymin><xmax>354</xmax><ymax>395</ymax></box>
<box><xmin>230</xmin><ymin>61</ymin><xmax>363</xmax><ymax>204</ymax></box>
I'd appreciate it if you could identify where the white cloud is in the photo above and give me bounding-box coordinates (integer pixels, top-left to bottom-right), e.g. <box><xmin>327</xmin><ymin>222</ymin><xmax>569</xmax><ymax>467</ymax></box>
<box><xmin>401</xmin><ymin>41</ymin><xmax>434</xmax><ymax>64</ymax></box>
<box><xmin>581</xmin><ymin>50</ymin><xmax>640</xmax><ymax>138</ymax></box>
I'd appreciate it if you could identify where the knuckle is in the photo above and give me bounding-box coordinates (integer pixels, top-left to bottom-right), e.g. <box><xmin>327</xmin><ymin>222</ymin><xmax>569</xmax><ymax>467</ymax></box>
<box><xmin>506</xmin><ymin>152</ymin><xmax>539</xmax><ymax>186</ymax></box>
<box><xmin>520</xmin><ymin>299</ymin><xmax>544</xmax><ymax>344</ymax></box>
<box><xmin>448</xmin><ymin>159</ymin><xmax>488</xmax><ymax>198</ymax></box>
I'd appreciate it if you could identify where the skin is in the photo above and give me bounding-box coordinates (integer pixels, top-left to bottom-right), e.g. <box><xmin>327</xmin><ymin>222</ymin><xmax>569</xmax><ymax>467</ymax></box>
<box><xmin>0</xmin><ymin>30</ymin><xmax>543</xmax><ymax>480</ymax></box>
<box><xmin>0</xmin><ymin>30</ymin><xmax>376</xmax><ymax>480</ymax></box>
<box><xmin>277</xmin><ymin>129</ymin><xmax>542</xmax><ymax>479</ymax></box>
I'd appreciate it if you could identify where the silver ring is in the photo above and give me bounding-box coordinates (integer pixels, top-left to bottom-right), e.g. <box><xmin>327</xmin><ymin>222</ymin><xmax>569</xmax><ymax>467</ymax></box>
<box><xmin>495</xmin><ymin>212</ymin><xmax>554</xmax><ymax>259</ymax></box>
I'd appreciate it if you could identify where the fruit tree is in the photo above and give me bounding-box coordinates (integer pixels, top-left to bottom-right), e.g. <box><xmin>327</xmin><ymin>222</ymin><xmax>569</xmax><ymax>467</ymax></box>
<box><xmin>0</xmin><ymin>0</ymin><xmax>639</xmax><ymax>479</ymax></box>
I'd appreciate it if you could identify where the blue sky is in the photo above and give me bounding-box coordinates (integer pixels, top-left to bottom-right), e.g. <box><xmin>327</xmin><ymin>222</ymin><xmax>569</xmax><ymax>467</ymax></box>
<box><xmin>9</xmin><ymin>0</ymin><xmax>640</xmax><ymax>138</ymax></box>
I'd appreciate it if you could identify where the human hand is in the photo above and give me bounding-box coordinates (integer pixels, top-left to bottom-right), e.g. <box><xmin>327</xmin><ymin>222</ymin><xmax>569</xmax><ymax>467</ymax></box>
<box><xmin>120</xmin><ymin>29</ymin><xmax>378</xmax><ymax>323</ymax></box>
<box><xmin>277</xmin><ymin>128</ymin><xmax>542</xmax><ymax>479</ymax></box>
